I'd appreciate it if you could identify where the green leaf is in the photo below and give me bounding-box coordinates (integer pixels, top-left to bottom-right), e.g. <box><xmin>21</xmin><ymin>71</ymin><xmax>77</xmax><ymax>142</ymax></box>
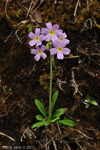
<box><xmin>53</xmin><ymin>108</ymin><xmax>65</xmax><ymax>119</ymax></box>
<box><xmin>85</xmin><ymin>95</ymin><xmax>91</xmax><ymax>102</ymax></box>
<box><xmin>85</xmin><ymin>104</ymin><xmax>90</xmax><ymax>108</ymax></box>
<box><xmin>57</xmin><ymin>117</ymin><xmax>75</xmax><ymax>127</ymax></box>
<box><xmin>46</xmin><ymin>43</ymin><xmax>49</xmax><ymax>49</ymax></box>
<box><xmin>85</xmin><ymin>99</ymin><xmax>90</xmax><ymax>103</ymax></box>
<box><xmin>32</xmin><ymin>121</ymin><xmax>46</xmax><ymax>128</ymax></box>
<box><xmin>86</xmin><ymin>95</ymin><xmax>90</xmax><ymax>99</ymax></box>
<box><xmin>9</xmin><ymin>88</ymin><xmax>12</xmax><ymax>92</ymax></box>
<box><xmin>46</xmin><ymin>118</ymin><xmax>51</xmax><ymax>126</ymax></box>
<box><xmin>32</xmin><ymin>118</ymin><xmax>51</xmax><ymax>128</ymax></box>
<box><xmin>27</xmin><ymin>24</ymin><xmax>32</xmax><ymax>32</ymax></box>
<box><xmin>51</xmin><ymin>91</ymin><xmax>58</xmax><ymax>114</ymax></box>
<box><xmin>27</xmin><ymin>24</ymin><xmax>31</xmax><ymax>28</ymax></box>
<box><xmin>35</xmin><ymin>115</ymin><xmax>45</xmax><ymax>121</ymax></box>
<box><xmin>35</xmin><ymin>99</ymin><xmax>47</xmax><ymax>117</ymax></box>
<box><xmin>51</xmin><ymin>117</ymin><xmax>60</xmax><ymax>122</ymax></box>
<box><xmin>90</xmin><ymin>100</ymin><xmax>98</xmax><ymax>106</ymax></box>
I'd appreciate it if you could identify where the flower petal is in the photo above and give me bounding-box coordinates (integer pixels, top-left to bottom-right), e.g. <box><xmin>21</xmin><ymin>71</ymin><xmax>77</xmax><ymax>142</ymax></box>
<box><xmin>55</xmin><ymin>30</ymin><xmax>63</xmax><ymax>36</ymax></box>
<box><xmin>63</xmin><ymin>48</ymin><xmax>70</xmax><ymax>55</ymax></box>
<box><xmin>31</xmin><ymin>49</ymin><xmax>38</xmax><ymax>54</ymax></box>
<box><xmin>60</xmin><ymin>40</ymin><xmax>68</xmax><ymax>47</ymax></box>
<box><xmin>59</xmin><ymin>29</ymin><xmax>63</xmax><ymax>33</ymax></box>
<box><xmin>36</xmin><ymin>41</ymin><xmax>42</xmax><ymax>46</ymax></box>
<box><xmin>41</xmin><ymin>52</ymin><xmax>47</xmax><ymax>59</ymax></box>
<box><xmin>57</xmin><ymin>52</ymin><xmax>64</xmax><ymax>60</ymax></box>
<box><xmin>34</xmin><ymin>54</ymin><xmax>40</xmax><ymax>61</ymax></box>
<box><xmin>52</xmin><ymin>24</ymin><xmax>59</xmax><ymax>30</ymax></box>
<box><xmin>41</xmin><ymin>45</ymin><xmax>46</xmax><ymax>51</ymax></box>
<box><xmin>39</xmin><ymin>35</ymin><xmax>45</xmax><ymax>41</ymax></box>
<box><xmin>53</xmin><ymin>40</ymin><xmax>59</xmax><ymax>48</ymax></box>
<box><xmin>51</xmin><ymin>34</ymin><xmax>59</xmax><ymax>41</ymax></box>
<box><xmin>35</xmin><ymin>28</ymin><xmax>40</xmax><ymax>36</ymax></box>
<box><xmin>61</xmin><ymin>39</ymin><xmax>70</xmax><ymax>44</ymax></box>
<box><xmin>62</xmin><ymin>33</ymin><xmax>67</xmax><ymax>38</ymax></box>
<box><xmin>28</xmin><ymin>32</ymin><xmax>35</xmax><ymax>39</ymax></box>
<box><xmin>29</xmin><ymin>39</ymin><xmax>36</xmax><ymax>46</ymax></box>
<box><xmin>50</xmin><ymin>48</ymin><xmax>57</xmax><ymax>55</ymax></box>
<box><xmin>65</xmin><ymin>39</ymin><xmax>70</xmax><ymax>44</ymax></box>
<box><xmin>46</xmin><ymin>22</ymin><xmax>52</xmax><ymax>30</ymax></box>
<box><xmin>45</xmin><ymin>34</ymin><xmax>51</xmax><ymax>41</ymax></box>
<box><xmin>41</xmin><ymin>28</ymin><xmax>49</xmax><ymax>34</ymax></box>
<box><xmin>36</xmin><ymin>46</ymin><xmax>40</xmax><ymax>50</ymax></box>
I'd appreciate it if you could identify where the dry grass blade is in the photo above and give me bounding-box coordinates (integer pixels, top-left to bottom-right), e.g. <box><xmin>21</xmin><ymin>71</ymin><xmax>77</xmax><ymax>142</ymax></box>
<box><xmin>71</xmin><ymin>128</ymin><xmax>93</xmax><ymax>139</ymax></box>
<box><xmin>31</xmin><ymin>0</ymin><xmax>44</xmax><ymax>13</ymax></box>
<box><xmin>61</xmin><ymin>140</ymin><xmax>71</xmax><ymax>150</ymax></box>
<box><xmin>26</xmin><ymin>0</ymin><xmax>37</xmax><ymax>18</ymax></box>
<box><xmin>3</xmin><ymin>0</ymin><xmax>12</xmax><ymax>1</ymax></box>
<box><xmin>75</xmin><ymin>141</ymin><xmax>83</xmax><ymax>150</ymax></box>
<box><xmin>5</xmin><ymin>0</ymin><xmax>10</xmax><ymax>19</ymax></box>
<box><xmin>52</xmin><ymin>139</ymin><xmax>57</xmax><ymax>150</ymax></box>
<box><xmin>15</xmin><ymin>29</ymin><xmax>23</xmax><ymax>44</ymax></box>
<box><xmin>0</xmin><ymin>132</ymin><xmax>15</xmax><ymax>142</ymax></box>
<box><xmin>74</xmin><ymin>0</ymin><xmax>81</xmax><ymax>23</ymax></box>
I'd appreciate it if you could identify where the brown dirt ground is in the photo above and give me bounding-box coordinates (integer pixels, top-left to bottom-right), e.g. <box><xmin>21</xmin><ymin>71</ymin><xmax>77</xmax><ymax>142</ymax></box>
<box><xmin>0</xmin><ymin>1</ymin><xmax>100</xmax><ymax>150</ymax></box>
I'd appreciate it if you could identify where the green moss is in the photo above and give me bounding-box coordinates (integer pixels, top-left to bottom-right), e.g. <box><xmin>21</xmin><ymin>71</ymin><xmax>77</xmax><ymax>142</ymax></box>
<box><xmin>40</xmin><ymin>0</ymin><xmax>100</xmax><ymax>31</ymax></box>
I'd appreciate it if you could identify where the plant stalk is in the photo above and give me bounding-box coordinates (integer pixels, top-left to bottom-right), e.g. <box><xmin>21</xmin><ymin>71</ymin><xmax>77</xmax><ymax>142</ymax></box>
<box><xmin>49</xmin><ymin>54</ymin><xmax>52</xmax><ymax>119</ymax></box>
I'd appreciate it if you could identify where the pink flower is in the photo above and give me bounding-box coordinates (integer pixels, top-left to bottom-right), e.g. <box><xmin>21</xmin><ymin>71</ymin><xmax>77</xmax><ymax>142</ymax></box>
<box><xmin>29</xmin><ymin>28</ymin><xmax>45</xmax><ymax>46</ymax></box>
<box><xmin>50</xmin><ymin>40</ymin><xmax>70</xmax><ymax>60</ymax></box>
<box><xmin>41</xmin><ymin>22</ymin><xmax>63</xmax><ymax>42</ymax></box>
<box><xmin>31</xmin><ymin>45</ymin><xmax>47</xmax><ymax>61</ymax></box>
<box><xmin>58</xmin><ymin>33</ymin><xmax>70</xmax><ymax>44</ymax></box>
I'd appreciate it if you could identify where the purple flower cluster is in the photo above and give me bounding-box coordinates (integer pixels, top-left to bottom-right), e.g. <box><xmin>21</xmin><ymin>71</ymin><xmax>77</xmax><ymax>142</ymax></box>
<box><xmin>29</xmin><ymin>22</ymin><xmax>70</xmax><ymax>61</ymax></box>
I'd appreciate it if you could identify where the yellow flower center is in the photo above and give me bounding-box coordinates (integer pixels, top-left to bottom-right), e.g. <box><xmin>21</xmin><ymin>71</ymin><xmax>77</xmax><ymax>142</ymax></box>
<box><xmin>49</xmin><ymin>30</ymin><xmax>55</xmax><ymax>35</ymax></box>
<box><xmin>59</xmin><ymin>37</ymin><xmax>63</xmax><ymax>41</ymax></box>
<box><xmin>57</xmin><ymin>47</ymin><xmax>63</xmax><ymax>52</ymax></box>
<box><xmin>35</xmin><ymin>36</ymin><xmax>39</xmax><ymax>41</ymax></box>
<box><xmin>38</xmin><ymin>50</ymin><xmax>42</xmax><ymax>54</ymax></box>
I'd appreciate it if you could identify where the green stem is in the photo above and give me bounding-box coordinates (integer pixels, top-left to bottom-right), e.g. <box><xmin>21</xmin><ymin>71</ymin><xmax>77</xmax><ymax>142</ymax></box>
<box><xmin>49</xmin><ymin>54</ymin><xmax>52</xmax><ymax>119</ymax></box>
